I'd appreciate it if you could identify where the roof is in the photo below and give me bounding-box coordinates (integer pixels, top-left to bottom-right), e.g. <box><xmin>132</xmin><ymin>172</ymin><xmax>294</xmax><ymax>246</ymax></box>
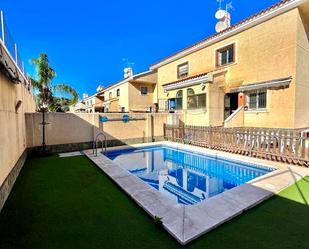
<box><xmin>229</xmin><ymin>76</ymin><xmax>292</xmax><ymax>92</ymax></box>
<box><xmin>97</xmin><ymin>70</ymin><xmax>155</xmax><ymax>95</ymax></box>
<box><xmin>163</xmin><ymin>68</ymin><xmax>223</xmax><ymax>87</ymax></box>
<box><xmin>150</xmin><ymin>0</ymin><xmax>306</xmax><ymax>69</ymax></box>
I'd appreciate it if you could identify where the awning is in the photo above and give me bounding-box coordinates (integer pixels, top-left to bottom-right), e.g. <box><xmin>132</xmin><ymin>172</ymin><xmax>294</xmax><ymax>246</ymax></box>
<box><xmin>229</xmin><ymin>76</ymin><xmax>292</xmax><ymax>93</ymax></box>
<box><xmin>163</xmin><ymin>72</ymin><xmax>213</xmax><ymax>91</ymax></box>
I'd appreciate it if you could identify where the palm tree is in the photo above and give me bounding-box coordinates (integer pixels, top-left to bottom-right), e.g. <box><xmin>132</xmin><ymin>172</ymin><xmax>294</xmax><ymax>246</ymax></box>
<box><xmin>30</xmin><ymin>53</ymin><xmax>78</xmax><ymax>111</ymax></box>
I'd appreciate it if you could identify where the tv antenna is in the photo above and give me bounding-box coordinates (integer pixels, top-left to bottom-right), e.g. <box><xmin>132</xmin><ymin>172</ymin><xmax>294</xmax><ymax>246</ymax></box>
<box><xmin>225</xmin><ymin>2</ymin><xmax>234</xmax><ymax>12</ymax></box>
<box><xmin>217</xmin><ymin>0</ymin><xmax>224</xmax><ymax>10</ymax></box>
<box><xmin>122</xmin><ymin>58</ymin><xmax>135</xmax><ymax>67</ymax></box>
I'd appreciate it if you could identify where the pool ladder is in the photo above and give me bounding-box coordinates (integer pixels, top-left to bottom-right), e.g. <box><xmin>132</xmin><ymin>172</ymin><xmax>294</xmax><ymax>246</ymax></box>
<box><xmin>93</xmin><ymin>132</ymin><xmax>107</xmax><ymax>156</ymax></box>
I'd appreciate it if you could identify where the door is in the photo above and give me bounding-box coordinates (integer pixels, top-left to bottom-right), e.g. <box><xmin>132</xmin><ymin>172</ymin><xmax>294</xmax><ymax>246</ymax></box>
<box><xmin>224</xmin><ymin>93</ymin><xmax>239</xmax><ymax>120</ymax></box>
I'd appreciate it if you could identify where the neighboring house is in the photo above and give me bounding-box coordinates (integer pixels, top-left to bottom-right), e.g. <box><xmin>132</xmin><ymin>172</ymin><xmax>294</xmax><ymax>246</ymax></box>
<box><xmin>150</xmin><ymin>0</ymin><xmax>309</xmax><ymax>129</ymax></box>
<box><xmin>97</xmin><ymin>70</ymin><xmax>157</xmax><ymax>113</ymax></box>
<box><xmin>69</xmin><ymin>101</ymin><xmax>86</xmax><ymax>113</ymax></box>
<box><xmin>83</xmin><ymin>94</ymin><xmax>105</xmax><ymax>113</ymax></box>
<box><xmin>69</xmin><ymin>93</ymin><xmax>104</xmax><ymax>113</ymax></box>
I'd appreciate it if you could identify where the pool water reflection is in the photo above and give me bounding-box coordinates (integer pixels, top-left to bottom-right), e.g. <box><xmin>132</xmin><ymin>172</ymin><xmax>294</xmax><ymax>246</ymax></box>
<box><xmin>107</xmin><ymin>146</ymin><xmax>273</xmax><ymax>205</ymax></box>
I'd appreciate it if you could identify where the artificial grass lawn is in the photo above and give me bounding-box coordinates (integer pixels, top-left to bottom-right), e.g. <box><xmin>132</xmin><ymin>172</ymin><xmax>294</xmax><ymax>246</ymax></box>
<box><xmin>0</xmin><ymin>155</ymin><xmax>309</xmax><ymax>249</ymax></box>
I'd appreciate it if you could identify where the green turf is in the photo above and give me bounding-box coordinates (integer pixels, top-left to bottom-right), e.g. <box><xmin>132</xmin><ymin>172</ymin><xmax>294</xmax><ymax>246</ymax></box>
<box><xmin>0</xmin><ymin>155</ymin><xmax>309</xmax><ymax>249</ymax></box>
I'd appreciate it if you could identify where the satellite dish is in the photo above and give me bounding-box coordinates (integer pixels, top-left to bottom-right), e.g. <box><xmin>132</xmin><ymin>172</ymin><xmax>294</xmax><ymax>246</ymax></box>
<box><xmin>215</xmin><ymin>21</ymin><xmax>227</xmax><ymax>33</ymax></box>
<box><xmin>215</xmin><ymin>10</ymin><xmax>226</xmax><ymax>20</ymax></box>
<box><xmin>96</xmin><ymin>85</ymin><xmax>104</xmax><ymax>92</ymax></box>
<box><xmin>124</xmin><ymin>68</ymin><xmax>129</xmax><ymax>73</ymax></box>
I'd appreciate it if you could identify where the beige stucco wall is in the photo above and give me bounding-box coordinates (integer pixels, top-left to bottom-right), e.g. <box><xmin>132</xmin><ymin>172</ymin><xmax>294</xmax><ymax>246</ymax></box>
<box><xmin>128</xmin><ymin>82</ymin><xmax>155</xmax><ymax>111</ymax></box>
<box><xmin>25</xmin><ymin>113</ymin><xmax>183</xmax><ymax>147</ymax></box>
<box><xmin>156</xmin><ymin>9</ymin><xmax>299</xmax><ymax>128</ymax></box>
<box><xmin>224</xmin><ymin>106</ymin><xmax>244</xmax><ymax>128</ymax></box>
<box><xmin>136</xmin><ymin>71</ymin><xmax>157</xmax><ymax>83</ymax></box>
<box><xmin>101</xmin><ymin>82</ymin><xmax>129</xmax><ymax>112</ymax></box>
<box><xmin>100</xmin><ymin>72</ymin><xmax>157</xmax><ymax>113</ymax></box>
<box><xmin>0</xmin><ymin>72</ymin><xmax>36</xmax><ymax>187</ymax></box>
<box><xmin>295</xmin><ymin>8</ymin><xmax>309</xmax><ymax>128</ymax></box>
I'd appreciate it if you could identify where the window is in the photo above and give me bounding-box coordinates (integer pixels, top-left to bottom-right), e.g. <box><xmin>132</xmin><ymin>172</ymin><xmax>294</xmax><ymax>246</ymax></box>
<box><xmin>216</xmin><ymin>44</ymin><xmax>235</xmax><ymax>67</ymax></box>
<box><xmin>247</xmin><ymin>90</ymin><xmax>267</xmax><ymax>110</ymax></box>
<box><xmin>109</xmin><ymin>92</ymin><xmax>112</xmax><ymax>99</ymax></box>
<box><xmin>169</xmin><ymin>90</ymin><xmax>183</xmax><ymax>110</ymax></box>
<box><xmin>187</xmin><ymin>88</ymin><xmax>206</xmax><ymax>109</ymax></box>
<box><xmin>116</xmin><ymin>89</ymin><xmax>120</xmax><ymax>97</ymax></box>
<box><xmin>177</xmin><ymin>62</ymin><xmax>189</xmax><ymax>79</ymax></box>
<box><xmin>159</xmin><ymin>99</ymin><xmax>168</xmax><ymax>111</ymax></box>
<box><xmin>140</xmin><ymin>86</ymin><xmax>148</xmax><ymax>95</ymax></box>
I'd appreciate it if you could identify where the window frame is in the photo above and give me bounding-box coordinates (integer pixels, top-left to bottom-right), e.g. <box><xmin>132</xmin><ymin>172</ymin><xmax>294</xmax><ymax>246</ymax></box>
<box><xmin>216</xmin><ymin>43</ymin><xmax>235</xmax><ymax>67</ymax></box>
<box><xmin>177</xmin><ymin>62</ymin><xmax>189</xmax><ymax>79</ymax></box>
<box><xmin>187</xmin><ymin>88</ymin><xmax>206</xmax><ymax>110</ymax></box>
<box><xmin>246</xmin><ymin>89</ymin><xmax>267</xmax><ymax>111</ymax></box>
<box><xmin>169</xmin><ymin>90</ymin><xmax>183</xmax><ymax>110</ymax></box>
<box><xmin>116</xmin><ymin>89</ymin><xmax>120</xmax><ymax>97</ymax></box>
<box><xmin>140</xmin><ymin>86</ymin><xmax>148</xmax><ymax>96</ymax></box>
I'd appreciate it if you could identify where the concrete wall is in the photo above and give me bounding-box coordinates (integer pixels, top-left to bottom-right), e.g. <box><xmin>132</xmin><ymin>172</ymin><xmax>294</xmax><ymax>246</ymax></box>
<box><xmin>156</xmin><ymin>9</ymin><xmax>299</xmax><ymax>128</ymax></box>
<box><xmin>0</xmin><ymin>67</ymin><xmax>36</xmax><ymax>209</ymax></box>
<box><xmin>25</xmin><ymin>113</ymin><xmax>183</xmax><ymax>149</ymax></box>
<box><xmin>224</xmin><ymin>106</ymin><xmax>244</xmax><ymax>128</ymax></box>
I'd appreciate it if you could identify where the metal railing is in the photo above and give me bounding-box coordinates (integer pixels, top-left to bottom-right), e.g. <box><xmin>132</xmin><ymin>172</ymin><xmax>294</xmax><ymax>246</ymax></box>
<box><xmin>93</xmin><ymin>132</ymin><xmax>107</xmax><ymax>156</ymax></box>
<box><xmin>164</xmin><ymin>124</ymin><xmax>309</xmax><ymax>167</ymax></box>
<box><xmin>0</xmin><ymin>10</ymin><xmax>32</xmax><ymax>93</ymax></box>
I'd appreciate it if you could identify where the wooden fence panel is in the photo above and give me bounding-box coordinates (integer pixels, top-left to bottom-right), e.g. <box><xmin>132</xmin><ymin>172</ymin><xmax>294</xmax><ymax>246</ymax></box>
<box><xmin>164</xmin><ymin>124</ymin><xmax>309</xmax><ymax>167</ymax></box>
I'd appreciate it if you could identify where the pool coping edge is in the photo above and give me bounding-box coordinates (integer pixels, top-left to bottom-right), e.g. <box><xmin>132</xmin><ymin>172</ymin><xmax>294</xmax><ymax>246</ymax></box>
<box><xmin>83</xmin><ymin>142</ymin><xmax>309</xmax><ymax>245</ymax></box>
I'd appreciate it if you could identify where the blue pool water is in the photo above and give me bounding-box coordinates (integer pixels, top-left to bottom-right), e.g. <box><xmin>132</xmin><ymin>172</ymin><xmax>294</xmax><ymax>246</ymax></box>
<box><xmin>107</xmin><ymin>146</ymin><xmax>274</xmax><ymax>205</ymax></box>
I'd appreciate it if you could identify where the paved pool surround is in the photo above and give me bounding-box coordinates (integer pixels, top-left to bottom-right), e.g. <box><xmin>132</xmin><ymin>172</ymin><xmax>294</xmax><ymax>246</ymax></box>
<box><xmin>84</xmin><ymin>142</ymin><xmax>309</xmax><ymax>245</ymax></box>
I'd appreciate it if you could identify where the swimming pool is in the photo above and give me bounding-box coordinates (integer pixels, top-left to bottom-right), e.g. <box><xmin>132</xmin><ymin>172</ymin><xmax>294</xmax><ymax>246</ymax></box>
<box><xmin>107</xmin><ymin>145</ymin><xmax>274</xmax><ymax>205</ymax></box>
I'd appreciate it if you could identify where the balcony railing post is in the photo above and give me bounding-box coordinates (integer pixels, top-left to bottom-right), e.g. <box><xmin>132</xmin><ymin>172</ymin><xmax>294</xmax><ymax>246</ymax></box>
<box><xmin>0</xmin><ymin>10</ymin><xmax>5</xmax><ymax>44</ymax></box>
<box><xmin>209</xmin><ymin>126</ymin><xmax>213</xmax><ymax>149</ymax></box>
<box><xmin>163</xmin><ymin>123</ymin><xmax>166</xmax><ymax>140</ymax></box>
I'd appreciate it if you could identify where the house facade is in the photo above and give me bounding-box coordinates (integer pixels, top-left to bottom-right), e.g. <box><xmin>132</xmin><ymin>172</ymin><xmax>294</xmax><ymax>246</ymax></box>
<box><xmin>96</xmin><ymin>70</ymin><xmax>157</xmax><ymax>113</ymax></box>
<box><xmin>69</xmin><ymin>93</ymin><xmax>104</xmax><ymax>113</ymax></box>
<box><xmin>150</xmin><ymin>0</ymin><xmax>309</xmax><ymax>129</ymax></box>
<box><xmin>70</xmin><ymin>70</ymin><xmax>157</xmax><ymax>113</ymax></box>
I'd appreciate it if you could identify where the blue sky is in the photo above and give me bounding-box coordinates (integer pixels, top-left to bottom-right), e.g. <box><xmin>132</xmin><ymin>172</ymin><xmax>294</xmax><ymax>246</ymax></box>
<box><xmin>1</xmin><ymin>0</ymin><xmax>279</xmax><ymax>98</ymax></box>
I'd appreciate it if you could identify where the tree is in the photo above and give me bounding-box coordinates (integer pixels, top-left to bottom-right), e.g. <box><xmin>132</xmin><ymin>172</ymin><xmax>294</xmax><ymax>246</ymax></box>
<box><xmin>30</xmin><ymin>53</ymin><xmax>78</xmax><ymax>111</ymax></box>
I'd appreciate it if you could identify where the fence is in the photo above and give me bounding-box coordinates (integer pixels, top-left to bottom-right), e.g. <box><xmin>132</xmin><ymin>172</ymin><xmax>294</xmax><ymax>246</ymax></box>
<box><xmin>0</xmin><ymin>11</ymin><xmax>29</xmax><ymax>81</ymax></box>
<box><xmin>163</xmin><ymin>124</ymin><xmax>309</xmax><ymax>167</ymax></box>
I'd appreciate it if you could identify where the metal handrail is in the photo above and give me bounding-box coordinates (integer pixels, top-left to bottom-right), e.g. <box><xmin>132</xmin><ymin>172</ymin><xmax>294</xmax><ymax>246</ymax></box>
<box><xmin>93</xmin><ymin>132</ymin><xmax>107</xmax><ymax>156</ymax></box>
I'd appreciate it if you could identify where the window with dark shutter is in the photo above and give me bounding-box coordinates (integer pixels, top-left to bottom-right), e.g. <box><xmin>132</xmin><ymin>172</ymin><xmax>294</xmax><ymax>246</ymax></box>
<box><xmin>177</xmin><ymin>62</ymin><xmax>189</xmax><ymax>79</ymax></box>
